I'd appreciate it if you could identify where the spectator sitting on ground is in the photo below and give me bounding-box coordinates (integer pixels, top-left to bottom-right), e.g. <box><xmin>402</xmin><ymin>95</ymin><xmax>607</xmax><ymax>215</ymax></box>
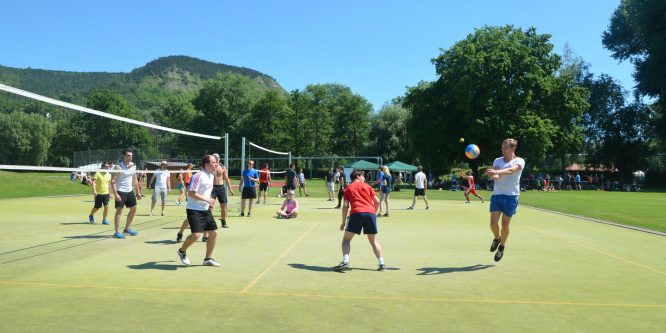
<box><xmin>276</xmin><ymin>190</ymin><xmax>299</xmax><ymax>219</ymax></box>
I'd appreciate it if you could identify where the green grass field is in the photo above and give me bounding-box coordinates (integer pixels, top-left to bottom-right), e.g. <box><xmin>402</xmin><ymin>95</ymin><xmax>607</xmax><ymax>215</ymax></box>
<box><xmin>0</xmin><ymin>180</ymin><xmax>665</xmax><ymax>332</ymax></box>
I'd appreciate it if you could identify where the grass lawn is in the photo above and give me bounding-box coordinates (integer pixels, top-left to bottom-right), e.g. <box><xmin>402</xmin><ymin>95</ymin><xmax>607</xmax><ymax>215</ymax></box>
<box><xmin>0</xmin><ymin>185</ymin><xmax>665</xmax><ymax>332</ymax></box>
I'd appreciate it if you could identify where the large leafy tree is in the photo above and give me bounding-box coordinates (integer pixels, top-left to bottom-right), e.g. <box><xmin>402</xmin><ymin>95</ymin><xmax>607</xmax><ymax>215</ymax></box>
<box><xmin>603</xmin><ymin>0</ymin><xmax>666</xmax><ymax>145</ymax></box>
<box><xmin>0</xmin><ymin>112</ymin><xmax>55</xmax><ymax>165</ymax></box>
<box><xmin>368</xmin><ymin>102</ymin><xmax>412</xmax><ymax>162</ymax></box>
<box><xmin>405</xmin><ymin>25</ymin><xmax>588</xmax><ymax>174</ymax></box>
<box><xmin>192</xmin><ymin>73</ymin><xmax>264</xmax><ymax>140</ymax></box>
<box><xmin>247</xmin><ymin>90</ymin><xmax>294</xmax><ymax>151</ymax></box>
<box><xmin>583</xmin><ymin>74</ymin><xmax>654</xmax><ymax>180</ymax></box>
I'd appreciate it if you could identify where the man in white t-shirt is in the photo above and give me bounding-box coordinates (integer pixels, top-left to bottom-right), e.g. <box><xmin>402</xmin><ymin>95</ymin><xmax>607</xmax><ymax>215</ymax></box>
<box><xmin>407</xmin><ymin>165</ymin><xmax>430</xmax><ymax>210</ymax></box>
<box><xmin>177</xmin><ymin>155</ymin><xmax>221</xmax><ymax>267</ymax></box>
<box><xmin>486</xmin><ymin>138</ymin><xmax>525</xmax><ymax>262</ymax></box>
<box><xmin>111</xmin><ymin>149</ymin><xmax>143</xmax><ymax>239</ymax></box>
<box><xmin>149</xmin><ymin>161</ymin><xmax>171</xmax><ymax>216</ymax></box>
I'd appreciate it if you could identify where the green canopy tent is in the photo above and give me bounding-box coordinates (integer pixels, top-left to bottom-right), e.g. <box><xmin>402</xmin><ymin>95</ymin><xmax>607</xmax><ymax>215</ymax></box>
<box><xmin>385</xmin><ymin>161</ymin><xmax>418</xmax><ymax>172</ymax></box>
<box><xmin>343</xmin><ymin>160</ymin><xmax>381</xmax><ymax>170</ymax></box>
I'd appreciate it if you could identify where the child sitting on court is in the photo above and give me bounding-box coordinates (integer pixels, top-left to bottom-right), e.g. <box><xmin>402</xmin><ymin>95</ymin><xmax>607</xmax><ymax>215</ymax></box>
<box><xmin>276</xmin><ymin>190</ymin><xmax>299</xmax><ymax>219</ymax></box>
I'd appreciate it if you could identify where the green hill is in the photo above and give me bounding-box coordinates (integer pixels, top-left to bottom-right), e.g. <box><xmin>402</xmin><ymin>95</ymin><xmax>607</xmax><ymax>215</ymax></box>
<box><xmin>0</xmin><ymin>55</ymin><xmax>284</xmax><ymax>105</ymax></box>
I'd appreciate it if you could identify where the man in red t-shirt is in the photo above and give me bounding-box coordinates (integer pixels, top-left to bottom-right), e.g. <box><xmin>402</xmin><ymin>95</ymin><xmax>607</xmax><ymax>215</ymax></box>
<box><xmin>257</xmin><ymin>163</ymin><xmax>271</xmax><ymax>204</ymax></box>
<box><xmin>334</xmin><ymin>170</ymin><xmax>386</xmax><ymax>272</ymax></box>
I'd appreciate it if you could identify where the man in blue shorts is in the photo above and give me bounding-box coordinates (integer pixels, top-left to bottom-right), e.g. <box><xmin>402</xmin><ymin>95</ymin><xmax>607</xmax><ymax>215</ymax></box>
<box><xmin>334</xmin><ymin>170</ymin><xmax>385</xmax><ymax>272</ymax></box>
<box><xmin>486</xmin><ymin>138</ymin><xmax>525</xmax><ymax>262</ymax></box>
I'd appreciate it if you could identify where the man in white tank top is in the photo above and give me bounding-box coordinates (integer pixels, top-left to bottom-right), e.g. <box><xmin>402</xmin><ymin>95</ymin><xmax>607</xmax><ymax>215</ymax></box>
<box><xmin>486</xmin><ymin>138</ymin><xmax>525</xmax><ymax>262</ymax></box>
<box><xmin>111</xmin><ymin>149</ymin><xmax>143</xmax><ymax>239</ymax></box>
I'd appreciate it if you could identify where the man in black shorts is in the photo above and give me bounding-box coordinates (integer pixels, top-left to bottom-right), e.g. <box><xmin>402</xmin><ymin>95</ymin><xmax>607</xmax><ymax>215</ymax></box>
<box><xmin>177</xmin><ymin>155</ymin><xmax>221</xmax><ymax>267</ymax></box>
<box><xmin>285</xmin><ymin>163</ymin><xmax>298</xmax><ymax>192</ymax></box>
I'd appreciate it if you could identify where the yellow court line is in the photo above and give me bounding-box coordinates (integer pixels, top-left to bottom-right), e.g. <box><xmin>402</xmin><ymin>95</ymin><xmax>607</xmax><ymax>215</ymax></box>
<box><xmin>527</xmin><ymin>226</ymin><xmax>666</xmax><ymax>277</ymax></box>
<box><xmin>1</xmin><ymin>280</ymin><xmax>665</xmax><ymax>309</ymax></box>
<box><xmin>240</xmin><ymin>221</ymin><xmax>320</xmax><ymax>293</ymax></box>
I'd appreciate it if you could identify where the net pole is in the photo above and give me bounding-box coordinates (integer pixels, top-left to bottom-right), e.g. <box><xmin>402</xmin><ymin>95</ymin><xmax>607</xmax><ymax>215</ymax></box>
<box><xmin>224</xmin><ymin>132</ymin><xmax>229</xmax><ymax>168</ymax></box>
<box><xmin>241</xmin><ymin>137</ymin><xmax>246</xmax><ymax>190</ymax></box>
<box><xmin>289</xmin><ymin>152</ymin><xmax>292</xmax><ymax>167</ymax></box>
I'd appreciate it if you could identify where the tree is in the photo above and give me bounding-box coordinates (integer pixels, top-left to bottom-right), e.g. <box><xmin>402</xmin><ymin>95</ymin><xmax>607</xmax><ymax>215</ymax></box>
<box><xmin>404</xmin><ymin>25</ymin><xmax>589</xmax><ymax>175</ymax></box>
<box><xmin>192</xmin><ymin>73</ymin><xmax>264</xmax><ymax>141</ymax></box>
<box><xmin>247</xmin><ymin>90</ymin><xmax>294</xmax><ymax>151</ymax></box>
<box><xmin>368</xmin><ymin>102</ymin><xmax>412</xmax><ymax>162</ymax></box>
<box><xmin>603</xmin><ymin>0</ymin><xmax>666</xmax><ymax>145</ymax></box>
<box><xmin>583</xmin><ymin>75</ymin><xmax>654</xmax><ymax>180</ymax></box>
<box><xmin>0</xmin><ymin>112</ymin><xmax>55</xmax><ymax>165</ymax></box>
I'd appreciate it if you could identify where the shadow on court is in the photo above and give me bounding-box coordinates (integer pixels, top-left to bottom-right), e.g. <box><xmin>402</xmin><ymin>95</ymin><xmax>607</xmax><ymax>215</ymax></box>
<box><xmin>288</xmin><ymin>263</ymin><xmax>400</xmax><ymax>273</ymax></box>
<box><xmin>416</xmin><ymin>264</ymin><xmax>494</xmax><ymax>275</ymax></box>
<box><xmin>63</xmin><ymin>235</ymin><xmax>110</xmax><ymax>239</ymax></box>
<box><xmin>61</xmin><ymin>222</ymin><xmax>93</xmax><ymax>225</ymax></box>
<box><xmin>127</xmin><ymin>260</ymin><xmax>182</xmax><ymax>271</ymax></box>
<box><xmin>145</xmin><ymin>240</ymin><xmax>178</xmax><ymax>245</ymax></box>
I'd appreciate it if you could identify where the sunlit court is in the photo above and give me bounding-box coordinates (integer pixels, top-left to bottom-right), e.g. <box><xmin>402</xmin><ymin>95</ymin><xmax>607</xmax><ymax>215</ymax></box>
<box><xmin>0</xmin><ymin>193</ymin><xmax>664</xmax><ymax>332</ymax></box>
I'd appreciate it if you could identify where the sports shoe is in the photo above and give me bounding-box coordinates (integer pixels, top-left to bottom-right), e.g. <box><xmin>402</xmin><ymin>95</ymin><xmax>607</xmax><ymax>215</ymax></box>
<box><xmin>202</xmin><ymin>237</ymin><xmax>208</xmax><ymax>242</ymax></box>
<box><xmin>490</xmin><ymin>238</ymin><xmax>501</xmax><ymax>252</ymax></box>
<box><xmin>177</xmin><ymin>249</ymin><xmax>190</xmax><ymax>265</ymax></box>
<box><xmin>481</xmin><ymin>198</ymin><xmax>485</xmax><ymax>204</ymax></box>
<box><xmin>123</xmin><ymin>228</ymin><xmax>138</xmax><ymax>236</ymax></box>
<box><xmin>426</xmin><ymin>206</ymin><xmax>430</xmax><ymax>210</ymax></box>
<box><xmin>334</xmin><ymin>205</ymin><xmax>341</xmax><ymax>209</ymax></box>
<box><xmin>334</xmin><ymin>261</ymin><xmax>351</xmax><ymax>272</ymax></box>
<box><xmin>88</xmin><ymin>215</ymin><xmax>95</xmax><ymax>224</ymax></box>
<box><xmin>256</xmin><ymin>200</ymin><xmax>260</xmax><ymax>204</ymax></box>
<box><xmin>113</xmin><ymin>231</ymin><xmax>125</xmax><ymax>239</ymax></box>
<box><xmin>102</xmin><ymin>219</ymin><xmax>110</xmax><ymax>225</ymax></box>
<box><xmin>494</xmin><ymin>247</ymin><xmax>504</xmax><ymax>262</ymax></box>
<box><xmin>276</xmin><ymin>214</ymin><xmax>283</xmax><ymax>219</ymax></box>
<box><xmin>406</xmin><ymin>207</ymin><xmax>414</xmax><ymax>210</ymax></box>
<box><xmin>203</xmin><ymin>258</ymin><xmax>221</xmax><ymax>267</ymax></box>
<box><xmin>149</xmin><ymin>212</ymin><xmax>153</xmax><ymax>216</ymax></box>
<box><xmin>176</xmin><ymin>233</ymin><xmax>183</xmax><ymax>243</ymax></box>
<box><xmin>377</xmin><ymin>264</ymin><xmax>386</xmax><ymax>272</ymax></box>
<box><xmin>221</xmin><ymin>220</ymin><xmax>229</xmax><ymax>228</ymax></box>
<box><xmin>247</xmin><ymin>212</ymin><xmax>251</xmax><ymax>217</ymax></box>
<box><xmin>161</xmin><ymin>212</ymin><xmax>165</xmax><ymax>216</ymax></box>
<box><xmin>239</xmin><ymin>212</ymin><xmax>245</xmax><ymax>217</ymax></box>
<box><xmin>382</xmin><ymin>213</ymin><xmax>389</xmax><ymax>217</ymax></box>
<box><xmin>176</xmin><ymin>201</ymin><xmax>181</xmax><ymax>206</ymax></box>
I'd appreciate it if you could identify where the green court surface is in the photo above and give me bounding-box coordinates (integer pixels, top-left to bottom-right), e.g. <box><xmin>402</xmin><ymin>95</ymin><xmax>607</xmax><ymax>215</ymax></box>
<box><xmin>0</xmin><ymin>194</ymin><xmax>664</xmax><ymax>332</ymax></box>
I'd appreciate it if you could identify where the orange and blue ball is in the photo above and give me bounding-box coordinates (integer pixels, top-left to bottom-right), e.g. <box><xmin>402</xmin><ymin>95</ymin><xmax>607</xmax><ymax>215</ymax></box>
<box><xmin>464</xmin><ymin>144</ymin><xmax>480</xmax><ymax>159</ymax></box>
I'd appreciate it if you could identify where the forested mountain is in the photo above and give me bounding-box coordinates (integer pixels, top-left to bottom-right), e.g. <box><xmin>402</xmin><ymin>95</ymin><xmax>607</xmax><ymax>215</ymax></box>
<box><xmin>0</xmin><ymin>55</ymin><xmax>284</xmax><ymax>104</ymax></box>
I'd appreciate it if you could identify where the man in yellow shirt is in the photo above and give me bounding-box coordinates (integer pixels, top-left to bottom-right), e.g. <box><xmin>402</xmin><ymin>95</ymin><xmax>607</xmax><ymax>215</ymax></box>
<box><xmin>89</xmin><ymin>162</ymin><xmax>112</xmax><ymax>225</ymax></box>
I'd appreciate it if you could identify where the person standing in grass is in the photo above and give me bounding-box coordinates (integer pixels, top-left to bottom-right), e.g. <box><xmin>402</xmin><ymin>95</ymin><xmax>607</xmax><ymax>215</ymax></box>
<box><xmin>111</xmin><ymin>149</ymin><xmax>142</xmax><ymax>239</ymax></box>
<box><xmin>257</xmin><ymin>163</ymin><xmax>271</xmax><ymax>205</ymax></box>
<box><xmin>378</xmin><ymin>166</ymin><xmax>392</xmax><ymax>217</ymax></box>
<box><xmin>149</xmin><ymin>161</ymin><xmax>171</xmax><ymax>216</ymax></box>
<box><xmin>89</xmin><ymin>161</ymin><xmax>112</xmax><ymax>225</ymax></box>
<box><xmin>325</xmin><ymin>167</ymin><xmax>336</xmax><ymax>201</ymax></box>
<box><xmin>177</xmin><ymin>155</ymin><xmax>221</xmax><ymax>267</ymax></box>
<box><xmin>407</xmin><ymin>165</ymin><xmax>430</xmax><ymax>210</ymax></box>
<box><xmin>486</xmin><ymin>138</ymin><xmax>525</xmax><ymax>262</ymax></box>
<box><xmin>297</xmin><ymin>168</ymin><xmax>310</xmax><ymax>196</ymax></box>
<box><xmin>334</xmin><ymin>170</ymin><xmax>385</xmax><ymax>272</ymax></box>
<box><xmin>175</xmin><ymin>170</ymin><xmax>185</xmax><ymax>206</ymax></box>
<box><xmin>239</xmin><ymin>160</ymin><xmax>259</xmax><ymax>217</ymax></box>
<box><xmin>334</xmin><ymin>166</ymin><xmax>347</xmax><ymax>209</ymax></box>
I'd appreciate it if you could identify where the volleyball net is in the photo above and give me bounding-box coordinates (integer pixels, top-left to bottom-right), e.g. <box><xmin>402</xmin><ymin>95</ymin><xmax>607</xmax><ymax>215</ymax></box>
<box><xmin>241</xmin><ymin>137</ymin><xmax>291</xmax><ymax>177</ymax></box>
<box><xmin>0</xmin><ymin>83</ymin><xmax>227</xmax><ymax>178</ymax></box>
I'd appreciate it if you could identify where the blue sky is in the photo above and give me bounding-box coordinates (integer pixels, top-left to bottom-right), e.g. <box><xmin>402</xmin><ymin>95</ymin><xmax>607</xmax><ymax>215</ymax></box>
<box><xmin>1</xmin><ymin>0</ymin><xmax>632</xmax><ymax>110</ymax></box>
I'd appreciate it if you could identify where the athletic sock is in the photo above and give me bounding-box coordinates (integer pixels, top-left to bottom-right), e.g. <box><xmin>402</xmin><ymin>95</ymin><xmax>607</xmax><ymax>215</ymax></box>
<box><xmin>204</xmin><ymin>257</ymin><xmax>211</xmax><ymax>261</ymax></box>
<box><xmin>378</xmin><ymin>257</ymin><xmax>384</xmax><ymax>265</ymax></box>
<box><xmin>342</xmin><ymin>254</ymin><xmax>350</xmax><ymax>263</ymax></box>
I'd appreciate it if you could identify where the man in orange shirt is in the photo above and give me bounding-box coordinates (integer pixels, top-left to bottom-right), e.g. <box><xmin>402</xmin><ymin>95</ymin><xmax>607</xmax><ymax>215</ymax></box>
<box><xmin>334</xmin><ymin>170</ymin><xmax>385</xmax><ymax>272</ymax></box>
<box><xmin>184</xmin><ymin>162</ymin><xmax>193</xmax><ymax>188</ymax></box>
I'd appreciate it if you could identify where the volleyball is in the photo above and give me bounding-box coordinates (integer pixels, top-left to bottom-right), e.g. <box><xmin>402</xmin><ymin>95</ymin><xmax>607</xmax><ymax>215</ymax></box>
<box><xmin>459</xmin><ymin>137</ymin><xmax>465</xmax><ymax>143</ymax></box>
<box><xmin>464</xmin><ymin>144</ymin><xmax>480</xmax><ymax>159</ymax></box>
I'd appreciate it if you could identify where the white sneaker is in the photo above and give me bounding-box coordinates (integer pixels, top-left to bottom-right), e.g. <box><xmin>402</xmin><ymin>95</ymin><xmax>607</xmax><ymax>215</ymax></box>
<box><xmin>203</xmin><ymin>258</ymin><xmax>221</xmax><ymax>267</ymax></box>
<box><xmin>177</xmin><ymin>249</ymin><xmax>190</xmax><ymax>265</ymax></box>
<box><xmin>161</xmin><ymin>212</ymin><xmax>165</xmax><ymax>216</ymax></box>
<box><xmin>149</xmin><ymin>212</ymin><xmax>153</xmax><ymax>216</ymax></box>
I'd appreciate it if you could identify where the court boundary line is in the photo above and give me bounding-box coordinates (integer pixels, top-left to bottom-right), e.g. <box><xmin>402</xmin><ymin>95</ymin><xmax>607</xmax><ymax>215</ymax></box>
<box><xmin>523</xmin><ymin>205</ymin><xmax>665</xmax><ymax>236</ymax></box>
<box><xmin>240</xmin><ymin>222</ymin><xmax>320</xmax><ymax>293</ymax></box>
<box><xmin>1</xmin><ymin>280</ymin><xmax>664</xmax><ymax>309</ymax></box>
<box><xmin>526</xmin><ymin>226</ymin><xmax>666</xmax><ymax>277</ymax></box>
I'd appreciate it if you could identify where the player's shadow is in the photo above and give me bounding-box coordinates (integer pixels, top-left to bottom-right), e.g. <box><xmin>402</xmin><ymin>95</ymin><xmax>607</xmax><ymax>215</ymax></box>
<box><xmin>127</xmin><ymin>260</ymin><xmax>182</xmax><ymax>271</ymax></box>
<box><xmin>288</xmin><ymin>263</ymin><xmax>338</xmax><ymax>272</ymax></box>
<box><xmin>417</xmin><ymin>264</ymin><xmax>494</xmax><ymax>275</ymax></box>
<box><xmin>162</xmin><ymin>227</ymin><xmax>181</xmax><ymax>230</ymax></box>
<box><xmin>145</xmin><ymin>240</ymin><xmax>178</xmax><ymax>245</ymax></box>
<box><xmin>62</xmin><ymin>235</ymin><xmax>110</xmax><ymax>239</ymax></box>
<box><xmin>61</xmin><ymin>222</ymin><xmax>93</xmax><ymax>225</ymax></box>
